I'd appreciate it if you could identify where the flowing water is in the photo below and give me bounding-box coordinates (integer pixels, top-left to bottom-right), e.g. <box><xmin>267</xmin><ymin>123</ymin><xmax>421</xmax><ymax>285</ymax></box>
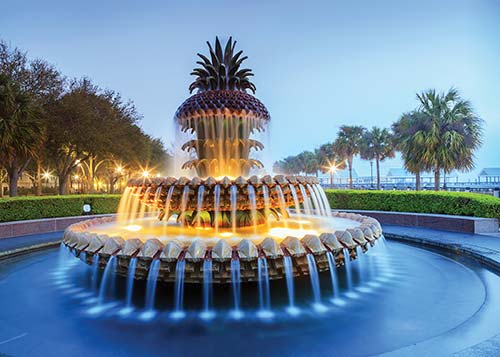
<box><xmin>326</xmin><ymin>252</ymin><xmax>340</xmax><ymax>302</ymax></box>
<box><xmin>91</xmin><ymin>254</ymin><xmax>100</xmax><ymax>291</ymax></box>
<box><xmin>306</xmin><ymin>254</ymin><xmax>326</xmax><ymax>312</ymax></box>
<box><xmin>289</xmin><ymin>184</ymin><xmax>303</xmax><ymax>228</ymax></box>
<box><xmin>248</xmin><ymin>184</ymin><xmax>258</xmax><ymax>235</ymax></box>
<box><xmin>98</xmin><ymin>256</ymin><xmax>117</xmax><ymax>305</ymax></box>
<box><xmin>283</xmin><ymin>255</ymin><xmax>299</xmax><ymax>315</ymax></box>
<box><xmin>298</xmin><ymin>184</ymin><xmax>312</xmax><ymax>216</ymax></box>
<box><xmin>230</xmin><ymin>185</ymin><xmax>238</xmax><ymax>234</ymax></box>
<box><xmin>257</xmin><ymin>257</ymin><xmax>273</xmax><ymax>318</ymax></box>
<box><xmin>143</xmin><ymin>259</ymin><xmax>161</xmax><ymax>317</ymax></box>
<box><xmin>230</xmin><ymin>259</ymin><xmax>242</xmax><ymax>319</ymax></box>
<box><xmin>343</xmin><ymin>248</ymin><xmax>354</xmax><ymax>293</ymax></box>
<box><xmin>262</xmin><ymin>185</ymin><xmax>271</xmax><ymax>229</ymax></box>
<box><xmin>124</xmin><ymin>257</ymin><xmax>138</xmax><ymax>311</ymax></box>
<box><xmin>200</xmin><ymin>259</ymin><xmax>214</xmax><ymax>320</ymax></box>
<box><xmin>213</xmin><ymin>185</ymin><xmax>221</xmax><ymax>234</ymax></box>
<box><xmin>196</xmin><ymin>185</ymin><xmax>205</xmax><ymax>227</ymax></box>
<box><xmin>171</xmin><ymin>260</ymin><xmax>186</xmax><ymax>319</ymax></box>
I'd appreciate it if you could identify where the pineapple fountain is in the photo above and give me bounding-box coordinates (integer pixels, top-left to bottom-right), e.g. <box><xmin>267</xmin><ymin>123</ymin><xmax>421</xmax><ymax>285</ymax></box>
<box><xmin>62</xmin><ymin>37</ymin><xmax>384</xmax><ymax>318</ymax></box>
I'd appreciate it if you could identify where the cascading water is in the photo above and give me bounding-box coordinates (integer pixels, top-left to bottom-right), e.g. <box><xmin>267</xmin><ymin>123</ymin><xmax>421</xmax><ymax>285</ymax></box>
<box><xmin>283</xmin><ymin>255</ymin><xmax>299</xmax><ymax>316</ymax></box>
<box><xmin>180</xmin><ymin>186</ymin><xmax>190</xmax><ymax>226</ymax></box>
<box><xmin>275</xmin><ymin>185</ymin><xmax>289</xmax><ymax>228</ymax></box>
<box><xmin>213</xmin><ymin>185</ymin><xmax>221</xmax><ymax>234</ymax></box>
<box><xmin>289</xmin><ymin>184</ymin><xmax>303</xmax><ymax>228</ymax></box>
<box><xmin>230</xmin><ymin>259</ymin><xmax>243</xmax><ymax>319</ymax></box>
<box><xmin>196</xmin><ymin>185</ymin><xmax>205</xmax><ymax>227</ymax></box>
<box><xmin>97</xmin><ymin>256</ymin><xmax>117</xmax><ymax>305</ymax></box>
<box><xmin>307</xmin><ymin>184</ymin><xmax>322</xmax><ymax>215</ymax></box>
<box><xmin>257</xmin><ymin>257</ymin><xmax>273</xmax><ymax>318</ymax></box>
<box><xmin>171</xmin><ymin>260</ymin><xmax>186</xmax><ymax>319</ymax></box>
<box><xmin>343</xmin><ymin>248</ymin><xmax>356</xmax><ymax>298</ymax></box>
<box><xmin>91</xmin><ymin>254</ymin><xmax>99</xmax><ymax>291</ymax></box>
<box><xmin>315</xmin><ymin>184</ymin><xmax>332</xmax><ymax>216</ymax></box>
<box><xmin>299</xmin><ymin>184</ymin><xmax>312</xmax><ymax>216</ymax></box>
<box><xmin>120</xmin><ymin>257</ymin><xmax>138</xmax><ymax>315</ymax></box>
<box><xmin>248</xmin><ymin>184</ymin><xmax>258</xmax><ymax>235</ymax></box>
<box><xmin>262</xmin><ymin>185</ymin><xmax>271</xmax><ymax>229</ymax></box>
<box><xmin>306</xmin><ymin>254</ymin><xmax>326</xmax><ymax>312</ymax></box>
<box><xmin>356</xmin><ymin>246</ymin><xmax>367</xmax><ymax>283</ymax></box>
<box><xmin>326</xmin><ymin>252</ymin><xmax>343</xmax><ymax>305</ymax></box>
<box><xmin>142</xmin><ymin>259</ymin><xmax>161</xmax><ymax>320</ymax></box>
<box><xmin>200</xmin><ymin>259</ymin><xmax>214</xmax><ymax>320</ymax></box>
<box><xmin>230</xmin><ymin>185</ymin><xmax>237</xmax><ymax>234</ymax></box>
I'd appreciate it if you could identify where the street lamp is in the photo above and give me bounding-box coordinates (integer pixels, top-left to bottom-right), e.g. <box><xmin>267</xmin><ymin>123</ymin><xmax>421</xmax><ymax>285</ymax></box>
<box><xmin>142</xmin><ymin>170</ymin><xmax>150</xmax><ymax>178</ymax></box>
<box><xmin>329</xmin><ymin>165</ymin><xmax>336</xmax><ymax>189</ymax></box>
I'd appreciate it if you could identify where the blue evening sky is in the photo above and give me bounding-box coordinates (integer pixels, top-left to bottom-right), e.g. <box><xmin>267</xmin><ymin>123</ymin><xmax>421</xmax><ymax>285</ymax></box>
<box><xmin>1</xmin><ymin>0</ymin><xmax>499</xmax><ymax>179</ymax></box>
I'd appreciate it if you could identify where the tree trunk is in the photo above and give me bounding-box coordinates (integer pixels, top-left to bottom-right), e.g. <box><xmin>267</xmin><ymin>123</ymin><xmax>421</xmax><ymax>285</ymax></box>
<box><xmin>36</xmin><ymin>160</ymin><xmax>42</xmax><ymax>196</ymax></box>
<box><xmin>58</xmin><ymin>174</ymin><xmax>69</xmax><ymax>195</ymax></box>
<box><xmin>88</xmin><ymin>156</ymin><xmax>95</xmax><ymax>194</ymax></box>
<box><xmin>434</xmin><ymin>168</ymin><xmax>440</xmax><ymax>191</ymax></box>
<box><xmin>415</xmin><ymin>171</ymin><xmax>421</xmax><ymax>191</ymax></box>
<box><xmin>330</xmin><ymin>170</ymin><xmax>334</xmax><ymax>189</ymax></box>
<box><xmin>376</xmin><ymin>157</ymin><xmax>381</xmax><ymax>190</ymax></box>
<box><xmin>348</xmin><ymin>157</ymin><xmax>353</xmax><ymax>189</ymax></box>
<box><xmin>8</xmin><ymin>169</ymin><xmax>19</xmax><ymax>197</ymax></box>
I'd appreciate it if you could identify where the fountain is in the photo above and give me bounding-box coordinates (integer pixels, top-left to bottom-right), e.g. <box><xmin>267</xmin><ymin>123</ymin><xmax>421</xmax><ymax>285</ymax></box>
<box><xmin>61</xmin><ymin>36</ymin><xmax>384</xmax><ymax>316</ymax></box>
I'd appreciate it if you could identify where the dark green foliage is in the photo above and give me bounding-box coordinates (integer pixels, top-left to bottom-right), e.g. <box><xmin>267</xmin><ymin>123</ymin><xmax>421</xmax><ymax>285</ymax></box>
<box><xmin>325</xmin><ymin>190</ymin><xmax>500</xmax><ymax>219</ymax></box>
<box><xmin>0</xmin><ymin>195</ymin><xmax>120</xmax><ymax>222</ymax></box>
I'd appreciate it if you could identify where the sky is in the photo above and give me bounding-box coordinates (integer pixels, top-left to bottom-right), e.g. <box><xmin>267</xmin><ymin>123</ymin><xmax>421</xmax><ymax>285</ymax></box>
<box><xmin>1</xmin><ymin>0</ymin><xmax>499</xmax><ymax>179</ymax></box>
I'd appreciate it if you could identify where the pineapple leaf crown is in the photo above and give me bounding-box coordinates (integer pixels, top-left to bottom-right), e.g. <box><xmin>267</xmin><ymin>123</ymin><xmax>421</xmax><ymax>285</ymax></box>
<box><xmin>189</xmin><ymin>36</ymin><xmax>256</xmax><ymax>94</ymax></box>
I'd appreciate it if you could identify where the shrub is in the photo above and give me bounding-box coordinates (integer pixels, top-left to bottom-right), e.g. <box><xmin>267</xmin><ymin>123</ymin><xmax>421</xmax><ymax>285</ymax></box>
<box><xmin>0</xmin><ymin>195</ymin><xmax>121</xmax><ymax>222</ymax></box>
<box><xmin>324</xmin><ymin>190</ymin><xmax>500</xmax><ymax>220</ymax></box>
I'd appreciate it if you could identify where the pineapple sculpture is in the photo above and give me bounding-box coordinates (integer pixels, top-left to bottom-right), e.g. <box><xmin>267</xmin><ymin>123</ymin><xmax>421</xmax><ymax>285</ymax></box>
<box><xmin>175</xmin><ymin>37</ymin><xmax>270</xmax><ymax>178</ymax></box>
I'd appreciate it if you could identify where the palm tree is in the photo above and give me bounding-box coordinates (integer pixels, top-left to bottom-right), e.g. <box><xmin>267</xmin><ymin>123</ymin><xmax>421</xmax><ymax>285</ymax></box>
<box><xmin>315</xmin><ymin>143</ymin><xmax>346</xmax><ymax>188</ymax></box>
<box><xmin>0</xmin><ymin>74</ymin><xmax>42</xmax><ymax>196</ymax></box>
<box><xmin>392</xmin><ymin>111</ymin><xmax>430</xmax><ymax>190</ymax></box>
<box><xmin>333</xmin><ymin>125</ymin><xmax>365</xmax><ymax>189</ymax></box>
<box><xmin>360</xmin><ymin>127</ymin><xmax>395</xmax><ymax>190</ymax></box>
<box><xmin>416</xmin><ymin>88</ymin><xmax>483</xmax><ymax>190</ymax></box>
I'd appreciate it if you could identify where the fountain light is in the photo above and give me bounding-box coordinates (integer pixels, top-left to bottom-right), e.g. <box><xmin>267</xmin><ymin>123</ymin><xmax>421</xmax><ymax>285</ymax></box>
<box><xmin>219</xmin><ymin>232</ymin><xmax>233</xmax><ymax>238</ymax></box>
<box><xmin>124</xmin><ymin>225</ymin><xmax>142</xmax><ymax>232</ymax></box>
<box><xmin>268</xmin><ymin>227</ymin><xmax>319</xmax><ymax>239</ymax></box>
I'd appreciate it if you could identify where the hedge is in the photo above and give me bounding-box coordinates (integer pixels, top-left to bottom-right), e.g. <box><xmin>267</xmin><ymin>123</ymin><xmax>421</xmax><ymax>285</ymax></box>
<box><xmin>0</xmin><ymin>195</ymin><xmax>121</xmax><ymax>223</ymax></box>
<box><xmin>325</xmin><ymin>189</ymin><xmax>500</xmax><ymax>220</ymax></box>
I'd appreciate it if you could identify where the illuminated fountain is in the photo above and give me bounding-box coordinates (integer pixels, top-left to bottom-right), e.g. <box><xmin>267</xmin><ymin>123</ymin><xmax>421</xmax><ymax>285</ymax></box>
<box><xmin>62</xmin><ymin>37</ymin><xmax>383</xmax><ymax>316</ymax></box>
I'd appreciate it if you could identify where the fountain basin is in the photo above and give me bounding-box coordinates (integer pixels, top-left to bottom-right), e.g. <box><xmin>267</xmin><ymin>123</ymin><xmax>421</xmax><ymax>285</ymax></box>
<box><xmin>62</xmin><ymin>211</ymin><xmax>383</xmax><ymax>283</ymax></box>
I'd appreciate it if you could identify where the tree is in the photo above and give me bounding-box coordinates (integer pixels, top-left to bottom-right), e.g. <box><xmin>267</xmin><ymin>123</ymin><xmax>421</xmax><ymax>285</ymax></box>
<box><xmin>315</xmin><ymin>143</ymin><xmax>346</xmax><ymax>188</ymax></box>
<box><xmin>360</xmin><ymin>127</ymin><xmax>395</xmax><ymax>190</ymax></box>
<box><xmin>416</xmin><ymin>88</ymin><xmax>483</xmax><ymax>190</ymax></box>
<box><xmin>392</xmin><ymin>111</ymin><xmax>430</xmax><ymax>190</ymax></box>
<box><xmin>333</xmin><ymin>125</ymin><xmax>365</xmax><ymax>189</ymax></box>
<box><xmin>0</xmin><ymin>74</ymin><xmax>43</xmax><ymax>196</ymax></box>
<box><xmin>1</xmin><ymin>40</ymin><xmax>64</xmax><ymax>196</ymax></box>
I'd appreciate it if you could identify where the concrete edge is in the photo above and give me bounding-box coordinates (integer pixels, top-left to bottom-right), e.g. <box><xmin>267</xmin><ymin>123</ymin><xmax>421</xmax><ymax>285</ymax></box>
<box><xmin>0</xmin><ymin>240</ymin><xmax>61</xmax><ymax>261</ymax></box>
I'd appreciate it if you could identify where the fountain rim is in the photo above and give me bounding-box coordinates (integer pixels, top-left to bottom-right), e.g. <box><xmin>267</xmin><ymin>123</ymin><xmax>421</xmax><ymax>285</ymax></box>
<box><xmin>62</xmin><ymin>212</ymin><xmax>383</xmax><ymax>284</ymax></box>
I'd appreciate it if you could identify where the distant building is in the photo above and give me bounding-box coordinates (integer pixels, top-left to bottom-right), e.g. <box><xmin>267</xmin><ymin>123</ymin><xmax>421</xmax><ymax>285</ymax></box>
<box><xmin>478</xmin><ymin>168</ymin><xmax>500</xmax><ymax>183</ymax></box>
<box><xmin>318</xmin><ymin>169</ymin><xmax>358</xmax><ymax>186</ymax></box>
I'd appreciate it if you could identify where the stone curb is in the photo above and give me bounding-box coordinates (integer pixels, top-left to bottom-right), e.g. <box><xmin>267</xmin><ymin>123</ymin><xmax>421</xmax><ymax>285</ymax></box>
<box><xmin>0</xmin><ymin>240</ymin><xmax>61</xmax><ymax>261</ymax></box>
<box><xmin>385</xmin><ymin>232</ymin><xmax>500</xmax><ymax>272</ymax></box>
